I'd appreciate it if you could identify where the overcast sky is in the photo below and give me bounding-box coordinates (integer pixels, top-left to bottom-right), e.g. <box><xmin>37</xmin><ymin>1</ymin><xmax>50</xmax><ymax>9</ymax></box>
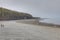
<box><xmin>0</xmin><ymin>0</ymin><xmax>60</xmax><ymax>18</ymax></box>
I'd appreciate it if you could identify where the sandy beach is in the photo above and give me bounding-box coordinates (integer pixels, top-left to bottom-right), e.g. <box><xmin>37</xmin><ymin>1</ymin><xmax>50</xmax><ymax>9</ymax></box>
<box><xmin>0</xmin><ymin>20</ymin><xmax>60</xmax><ymax>40</ymax></box>
<box><xmin>16</xmin><ymin>19</ymin><xmax>60</xmax><ymax>27</ymax></box>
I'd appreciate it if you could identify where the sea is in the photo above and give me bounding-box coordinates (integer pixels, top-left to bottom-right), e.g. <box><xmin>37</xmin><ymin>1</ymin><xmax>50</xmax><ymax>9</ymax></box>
<box><xmin>39</xmin><ymin>18</ymin><xmax>60</xmax><ymax>25</ymax></box>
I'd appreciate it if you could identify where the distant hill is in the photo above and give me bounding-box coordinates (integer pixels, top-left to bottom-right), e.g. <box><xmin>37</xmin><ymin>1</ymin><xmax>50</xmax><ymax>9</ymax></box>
<box><xmin>0</xmin><ymin>7</ymin><xmax>33</xmax><ymax>20</ymax></box>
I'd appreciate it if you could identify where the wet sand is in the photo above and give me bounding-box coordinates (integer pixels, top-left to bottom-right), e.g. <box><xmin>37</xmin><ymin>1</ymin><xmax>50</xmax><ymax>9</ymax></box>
<box><xmin>0</xmin><ymin>20</ymin><xmax>60</xmax><ymax>40</ymax></box>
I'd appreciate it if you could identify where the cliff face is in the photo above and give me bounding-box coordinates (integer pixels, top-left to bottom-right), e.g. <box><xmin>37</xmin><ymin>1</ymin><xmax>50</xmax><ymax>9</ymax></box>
<box><xmin>0</xmin><ymin>7</ymin><xmax>33</xmax><ymax>20</ymax></box>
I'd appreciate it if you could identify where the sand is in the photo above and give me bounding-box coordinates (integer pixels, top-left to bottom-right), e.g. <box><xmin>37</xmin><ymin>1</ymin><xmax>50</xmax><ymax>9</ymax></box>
<box><xmin>0</xmin><ymin>20</ymin><xmax>60</xmax><ymax>40</ymax></box>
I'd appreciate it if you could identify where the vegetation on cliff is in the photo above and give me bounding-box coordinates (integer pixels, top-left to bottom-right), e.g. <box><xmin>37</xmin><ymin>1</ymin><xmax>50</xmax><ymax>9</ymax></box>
<box><xmin>0</xmin><ymin>7</ymin><xmax>33</xmax><ymax>20</ymax></box>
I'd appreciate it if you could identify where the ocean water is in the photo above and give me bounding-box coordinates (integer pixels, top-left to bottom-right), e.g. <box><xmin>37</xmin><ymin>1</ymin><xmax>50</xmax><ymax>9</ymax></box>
<box><xmin>39</xmin><ymin>18</ymin><xmax>60</xmax><ymax>25</ymax></box>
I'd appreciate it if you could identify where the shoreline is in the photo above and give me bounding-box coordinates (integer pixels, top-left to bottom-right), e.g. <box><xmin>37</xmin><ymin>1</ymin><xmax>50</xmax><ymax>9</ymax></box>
<box><xmin>38</xmin><ymin>22</ymin><xmax>60</xmax><ymax>27</ymax></box>
<box><xmin>16</xmin><ymin>19</ymin><xmax>60</xmax><ymax>28</ymax></box>
<box><xmin>0</xmin><ymin>19</ymin><xmax>60</xmax><ymax>28</ymax></box>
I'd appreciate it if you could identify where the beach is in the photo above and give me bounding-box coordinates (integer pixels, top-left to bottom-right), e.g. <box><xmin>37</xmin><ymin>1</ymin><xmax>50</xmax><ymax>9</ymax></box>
<box><xmin>16</xmin><ymin>19</ymin><xmax>60</xmax><ymax>27</ymax></box>
<box><xmin>0</xmin><ymin>20</ymin><xmax>60</xmax><ymax>40</ymax></box>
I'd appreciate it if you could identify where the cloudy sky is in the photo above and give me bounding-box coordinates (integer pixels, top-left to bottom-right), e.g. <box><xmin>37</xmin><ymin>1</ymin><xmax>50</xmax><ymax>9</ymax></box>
<box><xmin>0</xmin><ymin>0</ymin><xmax>60</xmax><ymax>18</ymax></box>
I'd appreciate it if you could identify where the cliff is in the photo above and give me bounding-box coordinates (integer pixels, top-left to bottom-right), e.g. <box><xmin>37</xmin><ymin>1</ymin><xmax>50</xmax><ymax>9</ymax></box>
<box><xmin>0</xmin><ymin>7</ymin><xmax>33</xmax><ymax>20</ymax></box>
